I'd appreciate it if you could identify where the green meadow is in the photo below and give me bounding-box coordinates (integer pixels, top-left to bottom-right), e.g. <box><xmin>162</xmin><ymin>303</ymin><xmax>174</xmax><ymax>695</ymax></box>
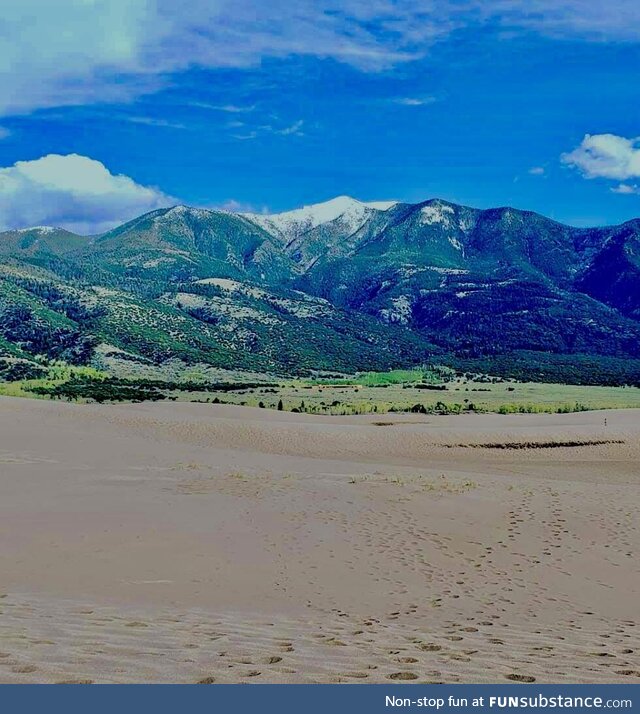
<box><xmin>3</xmin><ymin>362</ymin><xmax>640</xmax><ymax>415</ymax></box>
<box><xmin>207</xmin><ymin>376</ymin><xmax>640</xmax><ymax>415</ymax></box>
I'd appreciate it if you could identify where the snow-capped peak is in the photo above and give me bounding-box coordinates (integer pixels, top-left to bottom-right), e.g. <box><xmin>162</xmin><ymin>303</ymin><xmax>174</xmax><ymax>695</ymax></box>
<box><xmin>14</xmin><ymin>225</ymin><xmax>57</xmax><ymax>234</ymax></box>
<box><xmin>164</xmin><ymin>205</ymin><xmax>213</xmax><ymax>219</ymax></box>
<box><xmin>364</xmin><ymin>200</ymin><xmax>398</xmax><ymax>211</ymax></box>
<box><xmin>242</xmin><ymin>196</ymin><xmax>397</xmax><ymax>239</ymax></box>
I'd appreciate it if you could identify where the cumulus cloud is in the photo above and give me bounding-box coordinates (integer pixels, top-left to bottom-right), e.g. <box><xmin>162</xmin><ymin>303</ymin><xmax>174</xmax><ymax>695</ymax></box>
<box><xmin>0</xmin><ymin>154</ymin><xmax>174</xmax><ymax>234</ymax></box>
<box><xmin>561</xmin><ymin>134</ymin><xmax>640</xmax><ymax>181</ymax></box>
<box><xmin>2</xmin><ymin>1</ymin><xmax>640</xmax><ymax>116</ymax></box>
<box><xmin>528</xmin><ymin>166</ymin><xmax>545</xmax><ymax>176</ymax></box>
<box><xmin>216</xmin><ymin>198</ymin><xmax>266</xmax><ymax>213</ymax></box>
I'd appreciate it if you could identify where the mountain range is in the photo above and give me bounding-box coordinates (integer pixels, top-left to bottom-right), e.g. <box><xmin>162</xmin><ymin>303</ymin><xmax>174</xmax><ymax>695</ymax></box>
<box><xmin>1</xmin><ymin>195</ymin><xmax>639</xmax><ymax>382</ymax></box>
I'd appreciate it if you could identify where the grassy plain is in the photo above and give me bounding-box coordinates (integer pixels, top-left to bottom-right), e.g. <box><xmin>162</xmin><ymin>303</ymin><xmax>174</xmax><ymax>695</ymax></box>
<box><xmin>3</xmin><ymin>363</ymin><xmax>640</xmax><ymax>414</ymax></box>
<box><xmin>180</xmin><ymin>377</ymin><xmax>640</xmax><ymax>414</ymax></box>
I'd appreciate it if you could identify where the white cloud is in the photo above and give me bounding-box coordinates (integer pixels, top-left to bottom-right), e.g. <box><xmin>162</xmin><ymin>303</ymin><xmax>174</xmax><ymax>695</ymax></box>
<box><xmin>126</xmin><ymin>116</ymin><xmax>187</xmax><ymax>129</ymax></box>
<box><xmin>478</xmin><ymin>0</ymin><xmax>640</xmax><ymax>41</ymax></box>
<box><xmin>0</xmin><ymin>0</ymin><xmax>156</xmax><ymax>116</ymax></box>
<box><xmin>229</xmin><ymin>118</ymin><xmax>304</xmax><ymax>140</ymax></box>
<box><xmin>0</xmin><ymin>154</ymin><xmax>173</xmax><ymax>234</ymax></box>
<box><xmin>394</xmin><ymin>96</ymin><xmax>438</xmax><ymax>106</ymax></box>
<box><xmin>2</xmin><ymin>1</ymin><xmax>640</xmax><ymax>116</ymax></box>
<box><xmin>561</xmin><ymin>133</ymin><xmax>640</xmax><ymax>181</ymax></box>
<box><xmin>216</xmin><ymin>198</ymin><xmax>266</xmax><ymax>213</ymax></box>
<box><xmin>203</xmin><ymin>104</ymin><xmax>257</xmax><ymax>113</ymax></box>
<box><xmin>231</xmin><ymin>131</ymin><xmax>259</xmax><ymax>141</ymax></box>
<box><xmin>528</xmin><ymin>166</ymin><xmax>545</xmax><ymax>176</ymax></box>
<box><xmin>277</xmin><ymin>120</ymin><xmax>304</xmax><ymax>136</ymax></box>
<box><xmin>611</xmin><ymin>183</ymin><xmax>640</xmax><ymax>195</ymax></box>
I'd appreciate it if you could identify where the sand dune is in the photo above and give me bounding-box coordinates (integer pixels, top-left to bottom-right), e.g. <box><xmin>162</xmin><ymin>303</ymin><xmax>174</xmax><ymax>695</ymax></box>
<box><xmin>0</xmin><ymin>397</ymin><xmax>638</xmax><ymax>683</ymax></box>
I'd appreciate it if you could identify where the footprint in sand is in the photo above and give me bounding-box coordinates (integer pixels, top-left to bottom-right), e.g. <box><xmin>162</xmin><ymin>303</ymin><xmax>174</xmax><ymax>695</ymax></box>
<box><xmin>242</xmin><ymin>670</ymin><xmax>262</xmax><ymax>677</ymax></box>
<box><xmin>389</xmin><ymin>672</ymin><xmax>418</xmax><ymax>680</ymax></box>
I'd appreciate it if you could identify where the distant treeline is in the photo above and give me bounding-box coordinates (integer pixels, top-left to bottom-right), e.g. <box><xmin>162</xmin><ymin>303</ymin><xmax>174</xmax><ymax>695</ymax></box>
<box><xmin>446</xmin><ymin>351</ymin><xmax>640</xmax><ymax>387</ymax></box>
<box><xmin>27</xmin><ymin>375</ymin><xmax>279</xmax><ymax>403</ymax></box>
<box><xmin>387</xmin><ymin>401</ymin><xmax>592</xmax><ymax>415</ymax></box>
<box><xmin>30</xmin><ymin>380</ymin><xmax>167</xmax><ymax>403</ymax></box>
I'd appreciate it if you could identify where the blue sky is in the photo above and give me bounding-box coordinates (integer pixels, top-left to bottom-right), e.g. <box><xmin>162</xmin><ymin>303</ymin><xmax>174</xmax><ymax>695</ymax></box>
<box><xmin>0</xmin><ymin>1</ymin><xmax>639</xmax><ymax>233</ymax></box>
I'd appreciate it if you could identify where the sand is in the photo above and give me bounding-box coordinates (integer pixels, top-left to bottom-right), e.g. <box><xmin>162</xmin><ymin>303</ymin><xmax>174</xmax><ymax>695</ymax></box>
<box><xmin>0</xmin><ymin>396</ymin><xmax>638</xmax><ymax>683</ymax></box>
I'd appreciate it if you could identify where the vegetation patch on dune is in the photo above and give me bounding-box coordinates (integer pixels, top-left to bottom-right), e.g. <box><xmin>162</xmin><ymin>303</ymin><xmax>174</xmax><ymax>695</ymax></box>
<box><xmin>453</xmin><ymin>439</ymin><xmax>625</xmax><ymax>450</ymax></box>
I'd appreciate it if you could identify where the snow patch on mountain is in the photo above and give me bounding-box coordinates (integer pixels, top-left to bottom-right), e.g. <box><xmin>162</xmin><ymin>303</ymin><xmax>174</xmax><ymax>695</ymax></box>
<box><xmin>165</xmin><ymin>205</ymin><xmax>213</xmax><ymax>220</ymax></box>
<box><xmin>420</xmin><ymin>203</ymin><xmax>455</xmax><ymax>226</ymax></box>
<box><xmin>364</xmin><ymin>200</ymin><xmax>397</xmax><ymax>211</ymax></box>
<box><xmin>427</xmin><ymin>266</ymin><xmax>469</xmax><ymax>275</ymax></box>
<box><xmin>15</xmin><ymin>226</ymin><xmax>57</xmax><ymax>234</ymax></box>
